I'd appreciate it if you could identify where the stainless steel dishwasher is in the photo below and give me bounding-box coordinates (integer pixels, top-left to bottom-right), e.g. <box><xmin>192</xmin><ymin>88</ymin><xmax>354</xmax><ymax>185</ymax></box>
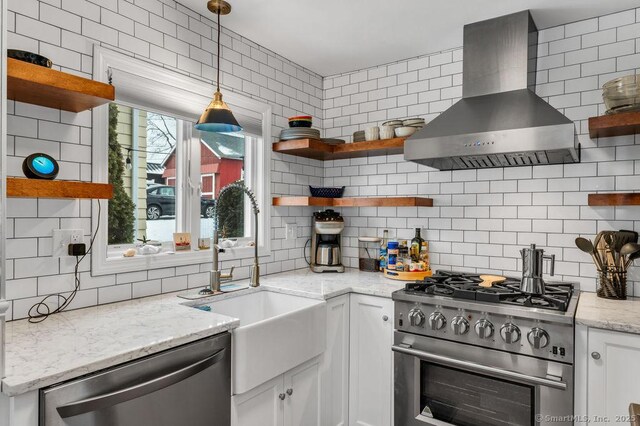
<box><xmin>40</xmin><ymin>332</ymin><xmax>231</xmax><ymax>426</ymax></box>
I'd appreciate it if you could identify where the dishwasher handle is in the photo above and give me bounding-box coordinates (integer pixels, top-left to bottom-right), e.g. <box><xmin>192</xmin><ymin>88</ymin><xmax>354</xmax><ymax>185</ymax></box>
<box><xmin>57</xmin><ymin>347</ymin><xmax>226</xmax><ymax>419</ymax></box>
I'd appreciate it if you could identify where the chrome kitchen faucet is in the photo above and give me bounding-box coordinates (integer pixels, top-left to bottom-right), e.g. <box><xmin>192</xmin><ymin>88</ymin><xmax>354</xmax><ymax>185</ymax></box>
<box><xmin>199</xmin><ymin>181</ymin><xmax>260</xmax><ymax>295</ymax></box>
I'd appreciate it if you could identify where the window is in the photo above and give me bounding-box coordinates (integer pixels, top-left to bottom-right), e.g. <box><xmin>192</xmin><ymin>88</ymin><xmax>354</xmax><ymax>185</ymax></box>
<box><xmin>108</xmin><ymin>104</ymin><xmax>180</xmax><ymax>245</ymax></box>
<box><xmin>92</xmin><ymin>47</ymin><xmax>271</xmax><ymax>275</ymax></box>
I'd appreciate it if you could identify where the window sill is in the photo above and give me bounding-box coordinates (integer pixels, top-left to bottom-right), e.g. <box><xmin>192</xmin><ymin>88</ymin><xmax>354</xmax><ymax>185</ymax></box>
<box><xmin>95</xmin><ymin>244</ymin><xmax>269</xmax><ymax>276</ymax></box>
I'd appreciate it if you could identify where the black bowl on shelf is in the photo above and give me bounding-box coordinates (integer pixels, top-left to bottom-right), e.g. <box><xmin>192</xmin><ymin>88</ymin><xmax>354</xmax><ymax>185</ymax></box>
<box><xmin>309</xmin><ymin>186</ymin><xmax>345</xmax><ymax>198</ymax></box>
<box><xmin>8</xmin><ymin>49</ymin><xmax>52</xmax><ymax>68</ymax></box>
<box><xmin>289</xmin><ymin>120</ymin><xmax>313</xmax><ymax>128</ymax></box>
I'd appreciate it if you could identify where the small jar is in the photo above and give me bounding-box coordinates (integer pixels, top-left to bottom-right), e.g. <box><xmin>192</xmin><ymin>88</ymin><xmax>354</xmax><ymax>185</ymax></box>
<box><xmin>358</xmin><ymin>237</ymin><xmax>381</xmax><ymax>272</ymax></box>
<box><xmin>387</xmin><ymin>241</ymin><xmax>399</xmax><ymax>270</ymax></box>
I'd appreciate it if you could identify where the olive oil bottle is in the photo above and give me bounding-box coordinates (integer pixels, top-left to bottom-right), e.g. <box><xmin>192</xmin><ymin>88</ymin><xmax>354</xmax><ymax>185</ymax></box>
<box><xmin>410</xmin><ymin>228</ymin><xmax>424</xmax><ymax>262</ymax></box>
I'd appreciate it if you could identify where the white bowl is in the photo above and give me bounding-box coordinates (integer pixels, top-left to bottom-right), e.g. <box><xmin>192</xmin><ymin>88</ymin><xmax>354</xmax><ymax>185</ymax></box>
<box><xmin>395</xmin><ymin>126</ymin><xmax>418</xmax><ymax>138</ymax></box>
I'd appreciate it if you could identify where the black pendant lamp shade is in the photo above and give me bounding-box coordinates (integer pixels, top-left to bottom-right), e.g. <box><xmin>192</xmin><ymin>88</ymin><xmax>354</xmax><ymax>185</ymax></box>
<box><xmin>195</xmin><ymin>0</ymin><xmax>242</xmax><ymax>133</ymax></box>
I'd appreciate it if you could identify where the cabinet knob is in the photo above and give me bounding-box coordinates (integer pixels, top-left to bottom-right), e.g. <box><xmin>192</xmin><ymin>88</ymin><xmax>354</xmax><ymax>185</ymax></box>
<box><xmin>278</xmin><ymin>393</ymin><xmax>286</xmax><ymax>400</ymax></box>
<box><xmin>286</xmin><ymin>388</ymin><xmax>293</xmax><ymax>396</ymax></box>
<box><xmin>591</xmin><ymin>351</ymin><xmax>601</xmax><ymax>360</ymax></box>
<box><xmin>382</xmin><ymin>315</ymin><xmax>389</xmax><ymax>322</ymax></box>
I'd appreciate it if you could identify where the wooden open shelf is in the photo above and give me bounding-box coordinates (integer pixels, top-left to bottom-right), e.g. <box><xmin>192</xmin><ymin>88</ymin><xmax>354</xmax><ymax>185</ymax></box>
<box><xmin>7</xmin><ymin>178</ymin><xmax>113</xmax><ymax>199</ymax></box>
<box><xmin>7</xmin><ymin>58</ymin><xmax>115</xmax><ymax>112</ymax></box>
<box><xmin>589</xmin><ymin>111</ymin><xmax>640</xmax><ymax>138</ymax></box>
<box><xmin>272</xmin><ymin>196</ymin><xmax>433</xmax><ymax>207</ymax></box>
<box><xmin>588</xmin><ymin>193</ymin><xmax>640</xmax><ymax>206</ymax></box>
<box><xmin>272</xmin><ymin>138</ymin><xmax>405</xmax><ymax>161</ymax></box>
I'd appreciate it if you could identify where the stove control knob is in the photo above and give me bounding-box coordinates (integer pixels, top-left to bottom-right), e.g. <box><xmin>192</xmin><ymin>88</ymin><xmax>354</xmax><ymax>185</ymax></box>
<box><xmin>408</xmin><ymin>308</ymin><xmax>425</xmax><ymax>327</ymax></box>
<box><xmin>527</xmin><ymin>328</ymin><xmax>550</xmax><ymax>349</ymax></box>
<box><xmin>451</xmin><ymin>316</ymin><xmax>469</xmax><ymax>335</ymax></box>
<box><xmin>428</xmin><ymin>312</ymin><xmax>446</xmax><ymax>330</ymax></box>
<box><xmin>500</xmin><ymin>323</ymin><xmax>521</xmax><ymax>344</ymax></box>
<box><xmin>474</xmin><ymin>319</ymin><xmax>494</xmax><ymax>339</ymax></box>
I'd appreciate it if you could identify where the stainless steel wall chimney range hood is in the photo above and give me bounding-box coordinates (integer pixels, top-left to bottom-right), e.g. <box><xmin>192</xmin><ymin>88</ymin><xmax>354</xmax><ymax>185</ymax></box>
<box><xmin>404</xmin><ymin>10</ymin><xmax>580</xmax><ymax>170</ymax></box>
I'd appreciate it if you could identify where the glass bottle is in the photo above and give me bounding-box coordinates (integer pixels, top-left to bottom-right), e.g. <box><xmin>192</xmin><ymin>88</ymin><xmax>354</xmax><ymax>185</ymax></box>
<box><xmin>398</xmin><ymin>240</ymin><xmax>409</xmax><ymax>272</ymax></box>
<box><xmin>420</xmin><ymin>241</ymin><xmax>430</xmax><ymax>271</ymax></box>
<box><xmin>410</xmin><ymin>228</ymin><xmax>423</xmax><ymax>262</ymax></box>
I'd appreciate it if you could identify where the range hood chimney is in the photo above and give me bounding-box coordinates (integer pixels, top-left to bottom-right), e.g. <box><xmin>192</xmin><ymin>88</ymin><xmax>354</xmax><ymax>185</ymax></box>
<box><xmin>404</xmin><ymin>10</ymin><xmax>579</xmax><ymax>170</ymax></box>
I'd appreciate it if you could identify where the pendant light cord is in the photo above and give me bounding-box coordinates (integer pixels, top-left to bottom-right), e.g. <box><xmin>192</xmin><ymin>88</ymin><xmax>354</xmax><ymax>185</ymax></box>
<box><xmin>217</xmin><ymin>8</ymin><xmax>221</xmax><ymax>92</ymax></box>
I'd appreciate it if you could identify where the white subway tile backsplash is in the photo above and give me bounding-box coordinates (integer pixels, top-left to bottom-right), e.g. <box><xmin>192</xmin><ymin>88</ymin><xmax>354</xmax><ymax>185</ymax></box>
<box><xmin>6</xmin><ymin>3</ymin><xmax>640</xmax><ymax>314</ymax></box>
<box><xmin>600</xmin><ymin>9</ymin><xmax>636</xmax><ymax>30</ymax></box>
<box><xmin>582</xmin><ymin>28</ymin><xmax>617</xmax><ymax>48</ymax></box>
<box><xmin>617</xmin><ymin>22</ymin><xmax>640</xmax><ymax>41</ymax></box>
<box><xmin>565</xmin><ymin>18</ymin><xmax>598</xmax><ymax>37</ymax></box>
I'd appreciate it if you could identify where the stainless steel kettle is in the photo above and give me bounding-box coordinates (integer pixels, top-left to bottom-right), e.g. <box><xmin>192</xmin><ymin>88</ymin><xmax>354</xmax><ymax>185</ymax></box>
<box><xmin>520</xmin><ymin>244</ymin><xmax>555</xmax><ymax>295</ymax></box>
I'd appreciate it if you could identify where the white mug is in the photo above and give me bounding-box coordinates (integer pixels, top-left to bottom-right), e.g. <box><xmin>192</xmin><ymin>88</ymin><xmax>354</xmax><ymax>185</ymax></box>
<box><xmin>380</xmin><ymin>125</ymin><xmax>395</xmax><ymax>140</ymax></box>
<box><xmin>365</xmin><ymin>126</ymin><xmax>380</xmax><ymax>141</ymax></box>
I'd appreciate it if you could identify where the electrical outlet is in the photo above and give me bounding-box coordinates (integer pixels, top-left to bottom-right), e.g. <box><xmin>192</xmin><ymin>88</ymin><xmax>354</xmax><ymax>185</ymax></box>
<box><xmin>285</xmin><ymin>223</ymin><xmax>297</xmax><ymax>240</ymax></box>
<box><xmin>52</xmin><ymin>229</ymin><xmax>84</xmax><ymax>257</ymax></box>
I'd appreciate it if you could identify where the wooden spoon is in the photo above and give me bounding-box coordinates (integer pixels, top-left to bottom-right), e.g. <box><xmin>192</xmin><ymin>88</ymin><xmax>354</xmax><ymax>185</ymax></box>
<box><xmin>479</xmin><ymin>275</ymin><xmax>506</xmax><ymax>288</ymax></box>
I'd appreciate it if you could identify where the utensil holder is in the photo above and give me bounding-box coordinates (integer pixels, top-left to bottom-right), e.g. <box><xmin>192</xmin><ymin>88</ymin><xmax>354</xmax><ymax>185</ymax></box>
<box><xmin>597</xmin><ymin>271</ymin><xmax>627</xmax><ymax>300</ymax></box>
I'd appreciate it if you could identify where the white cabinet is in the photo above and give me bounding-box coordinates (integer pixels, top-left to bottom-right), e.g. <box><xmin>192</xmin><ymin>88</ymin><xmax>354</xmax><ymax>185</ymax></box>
<box><xmin>587</xmin><ymin>328</ymin><xmax>640</xmax><ymax>425</ymax></box>
<box><xmin>320</xmin><ymin>294</ymin><xmax>350</xmax><ymax>426</ymax></box>
<box><xmin>232</xmin><ymin>357</ymin><xmax>321</xmax><ymax>426</ymax></box>
<box><xmin>349</xmin><ymin>294</ymin><xmax>394</xmax><ymax>426</ymax></box>
<box><xmin>232</xmin><ymin>375</ymin><xmax>284</xmax><ymax>426</ymax></box>
<box><xmin>284</xmin><ymin>357</ymin><xmax>321</xmax><ymax>426</ymax></box>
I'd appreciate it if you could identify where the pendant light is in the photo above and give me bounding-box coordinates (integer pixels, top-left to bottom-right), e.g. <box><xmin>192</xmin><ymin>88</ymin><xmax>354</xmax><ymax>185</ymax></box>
<box><xmin>195</xmin><ymin>0</ymin><xmax>242</xmax><ymax>133</ymax></box>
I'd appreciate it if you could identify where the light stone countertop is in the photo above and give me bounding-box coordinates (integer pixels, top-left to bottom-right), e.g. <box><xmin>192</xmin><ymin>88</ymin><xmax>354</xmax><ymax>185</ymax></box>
<box><xmin>576</xmin><ymin>291</ymin><xmax>640</xmax><ymax>334</ymax></box>
<box><xmin>1</xmin><ymin>292</ymin><xmax>240</xmax><ymax>397</ymax></box>
<box><xmin>257</xmin><ymin>267</ymin><xmax>405</xmax><ymax>300</ymax></box>
<box><xmin>2</xmin><ymin>268</ymin><xmax>403</xmax><ymax>397</ymax></box>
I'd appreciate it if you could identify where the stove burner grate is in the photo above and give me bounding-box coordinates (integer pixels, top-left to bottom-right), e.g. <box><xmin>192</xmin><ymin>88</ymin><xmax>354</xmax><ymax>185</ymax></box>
<box><xmin>405</xmin><ymin>270</ymin><xmax>573</xmax><ymax>312</ymax></box>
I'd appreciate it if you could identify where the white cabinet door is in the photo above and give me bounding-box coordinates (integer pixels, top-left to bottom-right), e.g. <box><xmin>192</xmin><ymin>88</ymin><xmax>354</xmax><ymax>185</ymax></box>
<box><xmin>321</xmin><ymin>295</ymin><xmax>350</xmax><ymax>426</ymax></box>
<box><xmin>284</xmin><ymin>357</ymin><xmax>321</xmax><ymax>426</ymax></box>
<box><xmin>588</xmin><ymin>328</ymin><xmax>640</xmax><ymax>425</ymax></box>
<box><xmin>349</xmin><ymin>294</ymin><xmax>394</xmax><ymax>426</ymax></box>
<box><xmin>232</xmin><ymin>375</ymin><xmax>284</xmax><ymax>426</ymax></box>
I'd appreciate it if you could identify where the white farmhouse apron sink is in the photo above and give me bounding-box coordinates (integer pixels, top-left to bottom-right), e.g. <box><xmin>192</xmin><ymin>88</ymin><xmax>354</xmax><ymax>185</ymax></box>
<box><xmin>195</xmin><ymin>290</ymin><xmax>326</xmax><ymax>394</ymax></box>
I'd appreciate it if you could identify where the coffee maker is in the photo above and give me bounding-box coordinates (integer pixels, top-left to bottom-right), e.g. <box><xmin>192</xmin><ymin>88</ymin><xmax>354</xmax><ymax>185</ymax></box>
<box><xmin>310</xmin><ymin>209</ymin><xmax>345</xmax><ymax>273</ymax></box>
<box><xmin>520</xmin><ymin>244</ymin><xmax>555</xmax><ymax>294</ymax></box>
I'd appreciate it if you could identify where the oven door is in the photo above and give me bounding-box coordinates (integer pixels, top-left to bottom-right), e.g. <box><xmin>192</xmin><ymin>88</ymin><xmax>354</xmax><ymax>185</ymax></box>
<box><xmin>393</xmin><ymin>331</ymin><xmax>573</xmax><ymax>426</ymax></box>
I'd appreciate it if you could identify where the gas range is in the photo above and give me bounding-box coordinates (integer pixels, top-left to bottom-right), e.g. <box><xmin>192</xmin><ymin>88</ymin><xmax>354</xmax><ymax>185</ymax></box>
<box><xmin>392</xmin><ymin>270</ymin><xmax>580</xmax><ymax>363</ymax></box>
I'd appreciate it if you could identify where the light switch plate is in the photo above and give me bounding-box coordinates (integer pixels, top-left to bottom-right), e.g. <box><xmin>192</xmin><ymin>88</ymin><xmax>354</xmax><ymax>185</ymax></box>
<box><xmin>285</xmin><ymin>223</ymin><xmax>297</xmax><ymax>240</ymax></box>
<box><xmin>52</xmin><ymin>229</ymin><xmax>84</xmax><ymax>257</ymax></box>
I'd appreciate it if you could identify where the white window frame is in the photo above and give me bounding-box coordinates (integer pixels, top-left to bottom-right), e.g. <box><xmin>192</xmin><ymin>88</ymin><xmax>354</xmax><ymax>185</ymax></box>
<box><xmin>91</xmin><ymin>47</ymin><xmax>272</xmax><ymax>275</ymax></box>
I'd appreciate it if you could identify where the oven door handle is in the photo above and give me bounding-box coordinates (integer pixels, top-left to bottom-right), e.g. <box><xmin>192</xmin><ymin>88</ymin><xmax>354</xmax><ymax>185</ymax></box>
<box><xmin>392</xmin><ymin>345</ymin><xmax>567</xmax><ymax>391</ymax></box>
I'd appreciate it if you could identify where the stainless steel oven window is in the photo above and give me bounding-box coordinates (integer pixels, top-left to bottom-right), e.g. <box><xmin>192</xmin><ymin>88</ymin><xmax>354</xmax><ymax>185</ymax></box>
<box><xmin>420</xmin><ymin>362</ymin><xmax>534</xmax><ymax>426</ymax></box>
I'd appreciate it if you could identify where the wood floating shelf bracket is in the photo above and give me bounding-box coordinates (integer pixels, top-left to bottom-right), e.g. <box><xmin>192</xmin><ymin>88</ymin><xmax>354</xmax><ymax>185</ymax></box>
<box><xmin>272</xmin><ymin>196</ymin><xmax>433</xmax><ymax>207</ymax></box>
<box><xmin>588</xmin><ymin>193</ymin><xmax>640</xmax><ymax>206</ymax></box>
<box><xmin>272</xmin><ymin>138</ymin><xmax>405</xmax><ymax>161</ymax></box>
<box><xmin>7</xmin><ymin>178</ymin><xmax>114</xmax><ymax>199</ymax></box>
<box><xmin>7</xmin><ymin>58</ymin><xmax>115</xmax><ymax>113</ymax></box>
<box><xmin>588</xmin><ymin>111</ymin><xmax>640</xmax><ymax>139</ymax></box>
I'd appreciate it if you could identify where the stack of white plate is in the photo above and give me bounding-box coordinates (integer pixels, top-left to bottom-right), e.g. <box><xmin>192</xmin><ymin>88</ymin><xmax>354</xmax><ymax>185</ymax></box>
<box><xmin>353</xmin><ymin>130</ymin><xmax>366</xmax><ymax>142</ymax></box>
<box><xmin>280</xmin><ymin>127</ymin><xmax>321</xmax><ymax>141</ymax></box>
<box><xmin>382</xmin><ymin>120</ymin><xmax>403</xmax><ymax>127</ymax></box>
<box><xmin>402</xmin><ymin>117</ymin><xmax>426</xmax><ymax>129</ymax></box>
